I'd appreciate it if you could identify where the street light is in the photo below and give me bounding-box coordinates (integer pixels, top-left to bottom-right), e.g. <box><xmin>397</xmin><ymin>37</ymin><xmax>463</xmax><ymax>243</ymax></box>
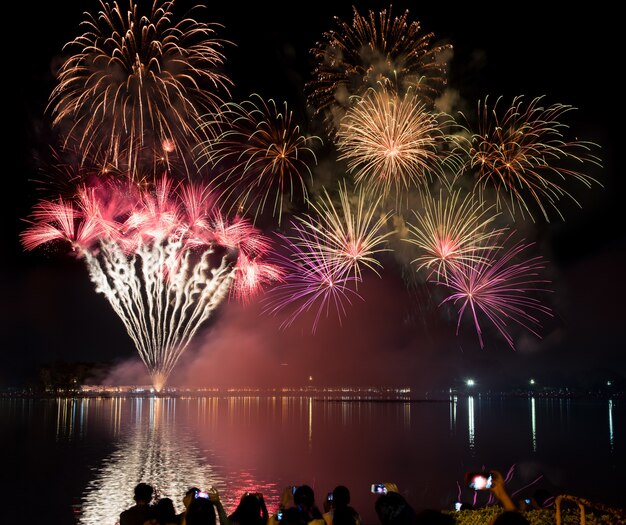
<box><xmin>466</xmin><ymin>379</ymin><xmax>475</xmax><ymax>387</ymax></box>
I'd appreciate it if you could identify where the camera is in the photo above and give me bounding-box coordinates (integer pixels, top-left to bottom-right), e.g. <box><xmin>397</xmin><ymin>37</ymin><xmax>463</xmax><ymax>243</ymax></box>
<box><xmin>195</xmin><ymin>491</ymin><xmax>210</xmax><ymax>499</ymax></box>
<box><xmin>466</xmin><ymin>473</ymin><xmax>493</xmax><ymax>490</ymax></box>
<box><xmin>371</xmin><ymin>484</ymin><xmax>387</xmax><ymax>494</ymax></box>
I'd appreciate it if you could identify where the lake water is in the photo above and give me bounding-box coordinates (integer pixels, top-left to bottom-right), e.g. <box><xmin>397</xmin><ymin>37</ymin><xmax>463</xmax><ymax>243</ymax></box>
<box><xmin>1</xmin><ymin>395</ymin><xmax>623</xmax><ymax>524</ymax></box>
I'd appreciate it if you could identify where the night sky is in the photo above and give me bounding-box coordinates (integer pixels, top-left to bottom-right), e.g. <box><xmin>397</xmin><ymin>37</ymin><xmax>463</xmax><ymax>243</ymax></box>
<box><xmin>2</xmin><ymin>1</ymin><xmax>623</xmax><ymax>390</ymax></box>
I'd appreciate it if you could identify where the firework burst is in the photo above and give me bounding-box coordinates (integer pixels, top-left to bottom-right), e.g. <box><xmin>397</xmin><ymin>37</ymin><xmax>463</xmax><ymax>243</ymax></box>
<box><xmin>296</xmin><ymin>183</ymin><xmax>394</xmax><ymax>282</ymax></box>
<box><xmin>307</xmin><ymin>5</ymin><xmax>451</xmax><ymax>128</ymax></box>
<box><xmin>437</xmin><ymin>232</ymin><xmax>553</xmax><ymax>349</ymax></box>
<box><xmin>21</xmin><ymin>176</ymin><xmax>275</xmax><ymax>390</ymax></box>
<box><xmin>198</xmin><ymin>95</ymin><xmax>322</xmax><ymax>223</ymax></box>
<box><xmin>336</xmin><ymin>86</ymin><xmax>450</xmax><ymax>202</ymax></box>
<box><xmin>49</xmin><ymin>0</ymin><xmax>232</xmax><ymax>179</ymax></box>
<box><xmin>405</xmin><ymin>189</ymin><xmax>504</xmax><ymax>282</ymax></box>
<box><xmin>264</xmin><ymin>224</ymin><xmax>361</xmax><ymax>333</ymax></box>
<box><xmin>460</xmin><ymin>96</ymin><xmax>601</xmax><ymax>221</ymax></box>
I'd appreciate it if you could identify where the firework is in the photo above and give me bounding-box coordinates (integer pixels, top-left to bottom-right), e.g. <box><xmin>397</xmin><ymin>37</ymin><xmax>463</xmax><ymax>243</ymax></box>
<box><xmin>405</xmin><ymin>189</ymin><xmax>504</xmax><ymax>282</ymax></box>
<box><xmin>296</xmin><ymin>183</ymin><xmax>394</xmax><ymax>282</ymax></box>
<box><xmin>264</xmin><ymin>224</ymin><xmax>361</xmax><ymax>333</ymax></box>
<box><xmin>437</xmin><ymin>233</ymin><xmax>552</xmax><ymax>349</ymax></box>
<box><xmin>307</xmin><ymin>5</ymin><xmax>451</xmax><ymax>128</ymax></box>
<box><xmin>198</xmin><ymin>95</ymin><xmax>322</xmax><ymax>223</ymax></box>
<box><xmin>231</xmin><ymin>252</ymin><xmax>284</xmax><ymax>303</ymax></box>
<box><xmin>336</xmin><ymin>86</ymin><xmax>450</xmax><ymax>202</ymax></box>
<box><xmin>49</xmin><ymin>0</ymin><xmax>231</xmax><ymax>179</ymax></box>
<box><xmin>460</xmin><ymin>96</ymin><xmax>601</xmax><ymax>221</ymax></box>
<box><xmin>22</xmin><ymin>177</ymin><xmax>274</xmax><ymax>391</ymax></box>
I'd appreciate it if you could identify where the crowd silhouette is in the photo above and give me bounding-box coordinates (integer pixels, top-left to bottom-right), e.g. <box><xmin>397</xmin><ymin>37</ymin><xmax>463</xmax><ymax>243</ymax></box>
<box><xmin>119</xmin><ymin>471</ymin><xmax>541</xmax><ymax>525</ymax></box>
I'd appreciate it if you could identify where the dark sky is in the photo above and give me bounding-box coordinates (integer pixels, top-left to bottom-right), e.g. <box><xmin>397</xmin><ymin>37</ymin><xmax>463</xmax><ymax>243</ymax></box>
<box><xmin>2</xmin><ymin>1</ymin><xmax>623</xmax><ymax>390</ymax></box>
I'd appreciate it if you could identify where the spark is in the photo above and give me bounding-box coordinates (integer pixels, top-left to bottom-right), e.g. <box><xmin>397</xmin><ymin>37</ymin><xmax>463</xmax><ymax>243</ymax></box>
<box><xmin>49</xmin><ymin>0</ymin><xmax>232</xmax><ymax>179</ymax></box>
<box><xmin>437</xmin><ymin>232</ymin><xmax>553</xmax><ymax>349</ymax></box>
<box><xmin>264</xmin><ymin>224</ymin><xmax>361</xmax><ymax>333</ymax></box>
<box><xmin>336</xmin><ymin>86</ymin><xmax>450</xmax><ymax>202</ymax></box>
<box><xmin>405</xmin><ymin>189</ymin><xmax>504</xmax><ymax>282</ymax></box>
<box><xmin>296</xmin><ymin>182</ymin><xmax>394</xmax><ymax>283</ymax></box>
<box><xmin>22</xmin><ymin>176</ymin><xmax>274</xmax><ymax>390</ymax></box>
<box><xmin>459</xmin><ymin>96</ymin><xmax>601</xmax><ymax>221</ymax></box>
<box><xmin>198</xmin><ymin>94</ymin><xmax>322</xmax><ymax>223</ymax></box>
<box><xmin>307</xmin><ymin>5</ymin><xmax>451</xmax><ymax>129</ymax></box>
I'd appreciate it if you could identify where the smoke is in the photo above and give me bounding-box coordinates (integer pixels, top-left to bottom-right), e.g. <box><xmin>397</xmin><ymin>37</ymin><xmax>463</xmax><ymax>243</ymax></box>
<box><xmin>98</xmin><ymin>358</ymin><xmax>151</xmax><ymax>387</ymax></box>
<box><xmin>168</xmin><ymin>272</ymin><xmax>459</xmax><ymax>392</ymax></box>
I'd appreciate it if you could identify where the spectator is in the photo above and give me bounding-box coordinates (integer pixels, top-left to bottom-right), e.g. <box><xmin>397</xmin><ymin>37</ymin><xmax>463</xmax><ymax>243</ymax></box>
<box><xmin>293</xmin><ymin>485</ymin><xmax>325</xmax><ymax>525</ymax></box>
<box><xmin>178</xmin><ymin>487</ymin><xmax>200</xmax><ymax>525</ymax></box>
<box><xmin>120</xmin><ymin>482</ymin><xmax>155</xmax><ymax>525</ymax></box>
<box><xmin>322</xmin><ymin>486</ymin><xmax>360</xmax><ymax>525</ymax></box>
<box><xmin>153</xmin><ymin>497</ymin><xmax>178</xmax><ymax>525</ymax></box>
<box><xmin>229</xmin><ymin>492</ymin><xmax>268</xmax><ymax>525</ymax></box>
<box><xmin>374</xmin><ymin>491</ymin><xmax>417</xmax><ymax>525</ymax></box>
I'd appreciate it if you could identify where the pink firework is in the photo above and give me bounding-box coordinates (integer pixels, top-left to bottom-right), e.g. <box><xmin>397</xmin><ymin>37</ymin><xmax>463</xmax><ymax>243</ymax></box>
<box><xmin>231</xmin><ymin>252</ymin><xmax>283</xmax><ymax>303</ymax></box>
<box><xmin>210</xmin><ymin>215</ymin><xmax>271</xmax><ymax>256</ymax></box>
<box><xmin>21</xmin><ymin>198</ymin><xmax>105</xmax><ymax>252</ymax></box>
<box><xmin>264</xmin><ymin>224</ymin><xmax>361</xmax><ymax>333</ymax></box>
<box><xmin>21</xmin><ymin>175</ymin><xmax>278</xmax><ymax>390</ymax></box>
<box><xmin>437</xmin><ymin>233</ymin><xmax>552</xmax><ymax>349</ymax></box>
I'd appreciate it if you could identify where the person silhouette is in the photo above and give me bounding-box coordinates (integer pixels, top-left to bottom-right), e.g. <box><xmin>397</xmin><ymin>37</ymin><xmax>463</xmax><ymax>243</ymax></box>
<box><xmin>120</xmin><ymin>483</ymin><xmax>154</xmax><ymax>525</ymax></box>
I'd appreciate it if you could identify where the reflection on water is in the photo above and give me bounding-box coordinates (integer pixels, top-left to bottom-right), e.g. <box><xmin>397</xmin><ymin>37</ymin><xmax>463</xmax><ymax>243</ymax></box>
<box><xmin>79</xmin><ymin>398</ymin><xmax>227</xmax><ymax>525</ymax></box>
<box><xmin>530</xmin><ymin>397</ymin><xmax>537</xmax><ymax>452</ymax></box>
<box><xmin>609</xmin><ymin>399</ymin><xmax>614</xmax><ymax>452</ymax></box>
<box><xmin>467</xmin><ymin>396</ymin><xmax>475</xmax><ymax>454</ymax></box>
<box><xmin>21</xmin><ymin>394</ymin><xmax>620</xmax><ymax>525</ymax></box>
<box><xmin>449</xmin><ymin>395</ymin><xmax>457</xmax><ymax>436</ymax></box>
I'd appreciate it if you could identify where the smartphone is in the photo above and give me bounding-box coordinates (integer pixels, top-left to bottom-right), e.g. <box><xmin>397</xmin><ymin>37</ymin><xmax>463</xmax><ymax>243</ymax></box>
<box><xmin>196</xmin><ymin>491</ymin><xmax>210</xmax><ymax>499</ymax></box>
<box><xmin>371</xmin><ymin>484</ymin><xmax>387</xmax><ymax>494</ymax></box>
<box><xmin>327</xmin><ymin>492</ymin><xmax>333</xmax><ymax>501</ymax></box>
<box><xmin>292</xmin><ymin>486</ymin><xmax>298</xmax><ymax>495</ymax></box>
<box><xmin>277</xmin><ymin>510</ymin><xmax>283</xmax><ymax>521</ymax></box>
<box><xmin>467</xmin><ymin>473</ymin><xmax>493</xmax><ymax>490</ymax></box>
<box><xmin>524</xmin><ymin>498</ymin><xmax>531</xmax><ymax>505</ymax></box>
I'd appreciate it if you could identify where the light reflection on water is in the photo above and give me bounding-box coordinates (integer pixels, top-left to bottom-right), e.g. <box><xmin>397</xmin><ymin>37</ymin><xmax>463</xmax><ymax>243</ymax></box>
<box><xmin>36</xmin><ymin>394</ymin><xmax>623</xmax><ymax>525</ymax></box>
<box><xmin>79</xmin><ymin>397</ymin><xmax>229</xmax><ymax>525</ymax></box>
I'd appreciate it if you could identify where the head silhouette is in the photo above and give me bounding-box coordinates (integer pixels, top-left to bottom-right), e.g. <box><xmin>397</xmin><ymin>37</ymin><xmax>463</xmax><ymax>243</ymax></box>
<box><xmin>134</xmin><ymin>483</ymin><xmax>154</xmax><ymax>504</ymax></box>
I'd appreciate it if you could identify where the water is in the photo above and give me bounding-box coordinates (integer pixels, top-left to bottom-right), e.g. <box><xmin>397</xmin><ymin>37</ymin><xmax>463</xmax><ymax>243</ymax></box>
<box><xmin>1</xmin><ymin>395</ymin><xmax>623</xmax><ymax>524</ymax></box>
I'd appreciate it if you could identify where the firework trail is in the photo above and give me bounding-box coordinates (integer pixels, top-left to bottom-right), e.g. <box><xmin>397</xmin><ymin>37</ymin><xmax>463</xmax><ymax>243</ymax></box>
<box><xmin>436</xmin><ymin>232</ymin><xmax>553</xmax><ymax>349</ymax></box>
<box><xmin>197</xmin><ymin>95</ymin><xmax>322</xmax><ymax>223</ymax></box>
<box><xmin>22</xmin><ymin>177</ymin><xmax>275</xmax><ymax>390</ymax></box>
<box><xmin>296</xmin><ymin>182</ymin><xmax>394</xmax><ymax>283</ymax></box>
<box><xmin>49</xmin><ymin>0</ymin><xmax>232</xmax><ymax>179</ymax></box>
<box><xmin>459</xmin><ymin>96</ymin><xmax>601</xmax><ymax>221</ymax></box>
<box><xmin>405</xmin><ymin>189</ymin><xmax>504</xmax><ymax>283</ymax></box>
<box><xmin>264</xmin><ymin>223</ymin><xmax>361</xmax><ymax>333</ymax></box>
<box><xmin>307</xmin><ymin>5</ymin><xmax>451</xmax><ymax>130</ymax></box>
<box><xmin>336</xmin><ymin>86</ymin><xmax>451</xmax><ymax>203</ymax></box>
